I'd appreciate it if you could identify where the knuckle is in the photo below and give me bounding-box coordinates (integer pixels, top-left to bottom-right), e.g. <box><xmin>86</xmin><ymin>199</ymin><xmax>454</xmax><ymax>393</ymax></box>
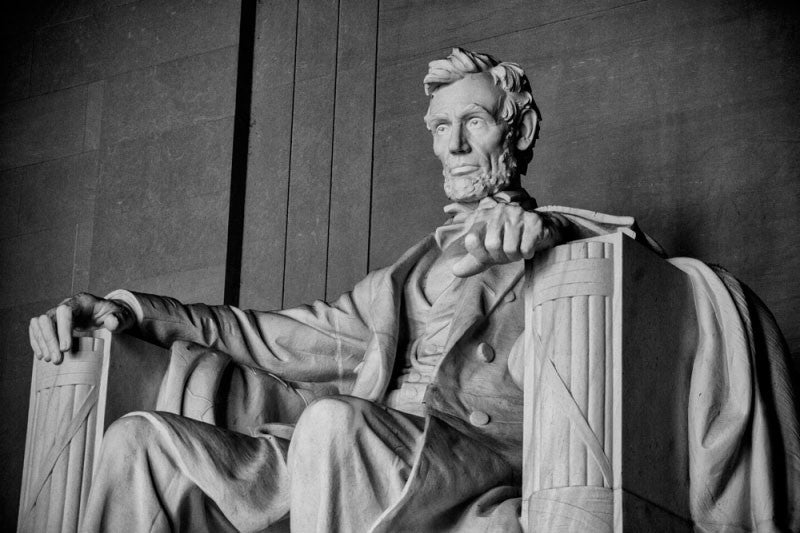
<box><xmin>485</xmin><ymin>235</ymin><xmax>502</xmax><ymax>253</ymax></box>
<box><xmin>527</xmin><ymin>214</ymin><xmax>543</xmax><ymax>231</ymax></box>
<box><xmin>521</xmin><ymin>239</ymin><xmax>536</xmax><ymax>255</ymax></box>
<box><xmin>464</xmin><ymin>232</ymin><xmax>481</xmax><ymax>251</ymax></box>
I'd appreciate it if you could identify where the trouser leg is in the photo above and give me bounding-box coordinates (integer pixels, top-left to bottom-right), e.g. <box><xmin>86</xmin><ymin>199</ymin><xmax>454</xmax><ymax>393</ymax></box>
<box><xmin>81</xmin><ymin>411</ymin><xmax>291</xmax><ymax>533</ymax></box>
<box><xmin>288</xmin><ymin>396</ymin><xmax>425</xmax><ymax>533</ymax></box>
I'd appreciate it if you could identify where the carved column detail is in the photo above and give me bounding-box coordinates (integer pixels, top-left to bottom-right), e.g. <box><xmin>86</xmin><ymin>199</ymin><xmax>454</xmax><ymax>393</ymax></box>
<box><xmin>522</xmin><ymin>240</ymin><xmax>615</xmax><ymax>532</ymax></box>
<box><xmin>18</xmin><ymin>336</ymin><xmax>106</xmax><ymax>533</ymax></box>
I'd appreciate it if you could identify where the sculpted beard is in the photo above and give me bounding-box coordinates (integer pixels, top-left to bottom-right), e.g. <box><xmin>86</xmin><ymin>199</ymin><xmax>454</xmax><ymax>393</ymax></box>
<box><xmin>443</xmin><ymin>142</ymin><xmax>518</xmax><ymax>202</ymax></box>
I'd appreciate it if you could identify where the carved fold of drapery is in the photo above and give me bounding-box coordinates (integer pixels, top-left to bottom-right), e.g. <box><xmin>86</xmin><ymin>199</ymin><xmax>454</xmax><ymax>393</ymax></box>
<box><xmin>18</xmin><ymin>336</ymin><xmax>107</xmax><ymax>533</ymax></box>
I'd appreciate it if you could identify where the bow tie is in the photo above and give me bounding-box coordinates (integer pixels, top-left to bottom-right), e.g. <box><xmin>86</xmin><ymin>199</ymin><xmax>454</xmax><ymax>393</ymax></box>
<box><xmin>433</xmin><ymin>189</ymin><xmax>537</xmax><ymax>250</ymax></box>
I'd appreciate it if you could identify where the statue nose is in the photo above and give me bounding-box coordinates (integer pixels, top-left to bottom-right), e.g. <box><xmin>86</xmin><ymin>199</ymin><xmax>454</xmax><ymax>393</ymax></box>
<box><xmin>448</xmin><ymin>124</ymin><xmax>469</xmax><ymax>154</ymax></box>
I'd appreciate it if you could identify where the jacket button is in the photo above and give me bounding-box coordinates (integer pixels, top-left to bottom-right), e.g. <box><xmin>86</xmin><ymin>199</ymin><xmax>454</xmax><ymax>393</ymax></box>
<box><xmin>504</xmin><ymin>291</ymin><xmax>516</xmax><ymax>303</ymax></box>
<box><xmin>477</xmin><ymin>342</ymin><xmax>495</xmax><ymax>363</ymax></box>
<box><xmin>421</xmin><ymin>344</ymin><xmax>440</xmax><ymax>355</ymax></box>
<box><xmin>469</xmin><ymin>410</ymin><xmax>490</xmax><ymax>426</ymax></box>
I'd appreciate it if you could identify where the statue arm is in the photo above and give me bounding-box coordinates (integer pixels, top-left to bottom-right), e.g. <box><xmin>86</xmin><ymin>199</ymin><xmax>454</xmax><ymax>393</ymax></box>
<box><xmin>114</xmin><ymin>280</ymin><xmax>377</xmax><ymax>384</ymax></box>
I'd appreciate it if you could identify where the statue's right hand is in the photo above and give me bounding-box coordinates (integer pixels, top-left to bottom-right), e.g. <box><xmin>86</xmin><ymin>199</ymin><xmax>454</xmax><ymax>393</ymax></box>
<box><xmin>29</xmin><ymin>293</ymin><xmax>135</xmax><ymax>364</ymax></box>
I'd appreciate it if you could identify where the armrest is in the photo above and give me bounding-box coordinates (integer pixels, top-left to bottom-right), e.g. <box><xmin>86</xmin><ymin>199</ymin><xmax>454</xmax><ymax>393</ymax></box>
<box><xmin>18</xmin><ymin>330</ymin><xmax>169</xmax><ymax>533</ymax></box>
<box><xmin>521</xmin><ymin>233</ymin><xmax>697</xmax><ymax>532</ymax></box>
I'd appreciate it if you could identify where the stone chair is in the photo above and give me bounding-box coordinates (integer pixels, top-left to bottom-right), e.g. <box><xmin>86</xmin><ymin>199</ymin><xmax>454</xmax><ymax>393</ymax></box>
<box><xmin>17</xmin><ymin>329</ymin><xmax>301</xmax><ymax>533</ymax></box>
<box><xmin>24</xmin><ymin>232</ymin><xmax>783</xmax><ymax>532</ymax></box>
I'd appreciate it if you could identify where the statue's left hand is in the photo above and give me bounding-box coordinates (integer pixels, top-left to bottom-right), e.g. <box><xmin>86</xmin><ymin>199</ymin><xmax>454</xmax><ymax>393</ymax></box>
<box><xmin>446</xmin><ymin>197</ymin><xmax>561</xmax><ymax>277</ymax></box>
<box><xmin>29</xmin><ymin>293</ymin><xmax>135</xmax><ymax>364</ymax></box>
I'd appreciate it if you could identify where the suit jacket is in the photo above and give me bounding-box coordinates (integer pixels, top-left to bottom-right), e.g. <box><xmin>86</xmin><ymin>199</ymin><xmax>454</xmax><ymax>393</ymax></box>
<box><xmin>118</xmin><ymin>206</ymin><xmax>651</xmax><ymax>531</ymax></box>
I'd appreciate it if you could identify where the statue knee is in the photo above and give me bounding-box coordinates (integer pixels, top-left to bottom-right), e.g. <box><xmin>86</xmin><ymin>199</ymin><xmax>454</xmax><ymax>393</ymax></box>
<box><xmin>101</xmin><ymin>411</ymin><xmax>157</xmax><ymax>457</ymax></box>
<box><xmin>289</xmin><ymin>396</ymin><xmax>365</xmax><ymax>463</ymax></box>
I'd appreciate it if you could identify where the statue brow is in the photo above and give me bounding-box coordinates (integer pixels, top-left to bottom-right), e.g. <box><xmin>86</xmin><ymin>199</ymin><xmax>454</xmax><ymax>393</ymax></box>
<box><xmin>424</xmin><ymin>103</ymin><xmax>495</xmax><ymax>126</ymax></box>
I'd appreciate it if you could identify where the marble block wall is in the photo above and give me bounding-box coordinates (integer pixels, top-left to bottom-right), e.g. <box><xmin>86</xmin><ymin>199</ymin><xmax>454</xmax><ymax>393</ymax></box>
<box><xmin>0</xmin><ymin>0</ymin><xmax>241</xmax><ymax>525</ymax></box>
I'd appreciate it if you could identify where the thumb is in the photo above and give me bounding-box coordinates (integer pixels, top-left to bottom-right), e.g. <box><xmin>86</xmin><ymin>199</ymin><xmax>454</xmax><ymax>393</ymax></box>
<box><xmin>101</xmin><ymin>313</ymin><xmax>121</xmax><ymax>332</ymax></box>
<box><xmin>93</xmin><ymin>300</ymin><xmax>134</xmax><ymax>333</ymax></box>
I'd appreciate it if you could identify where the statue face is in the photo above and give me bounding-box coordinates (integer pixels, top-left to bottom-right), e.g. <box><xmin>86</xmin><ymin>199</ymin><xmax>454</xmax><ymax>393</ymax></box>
<box><xmin>425</xmin><ymin>73</ymin><xmax>514</xmax><ymax>202</ymax></box>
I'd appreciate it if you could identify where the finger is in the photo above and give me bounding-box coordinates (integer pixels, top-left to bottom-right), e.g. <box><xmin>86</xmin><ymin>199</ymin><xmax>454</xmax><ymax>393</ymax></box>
<box><xmin>452</xmin><ymin>253</ymin><xmax>488</xmax><ymax>277</ymax></box>
<box><xmin>37</xmin><ymin>314</ymin><xmax>60</xmax><ymax>363</ymax></box>
<box><xmin>482</xmin><ymin>215</ymin><xmax>507</xmax><ymax>264</ymax></box>
<box><xmin>463</xmin><ymin>222</ymin><xmax>492</xmax><ymax>266</ymax></box>
<box><xmin>56</xmin><ymin>304</ymin><xmax>73</xmax><ymax>352</ymax></box>
<box><xmin>520</xmin><ymin>212</ymin><xmax>542</xmax><ymax>259</ymax></box>
<box><xmin>101</xmin><ymin>313</ymin><xmax>120</xmax><ymax>332</ymax></box>
<box><xmin>93</xmin><ymin>300</ymin><xmax>130</xmax><ymax>332</ymax></box>
<box><xmin>29</xmin><ymin>318</ymin><xmax>43</xmax><ymax>359</ymax></box>
<box><xmin>502</xmin><ymin>219</ymin><xmax>524</xmax><ymax>262</ymax></box>
<box><xmin>477</xmin><ymin>196</ymin><xmax>498</xmax><ymax>210</ymax></box>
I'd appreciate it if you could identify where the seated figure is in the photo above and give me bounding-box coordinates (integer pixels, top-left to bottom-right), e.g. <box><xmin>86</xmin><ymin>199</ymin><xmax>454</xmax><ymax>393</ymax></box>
<box><xmin>28</xmin><ymin>48</ymin><xmax>800</xmax><ymax>532</ymax></box>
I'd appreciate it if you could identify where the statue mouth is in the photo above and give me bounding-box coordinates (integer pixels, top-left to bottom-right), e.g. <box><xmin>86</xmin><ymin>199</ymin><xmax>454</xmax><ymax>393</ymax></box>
<box><xmin>448</xmin><ymin>165</ymin><xmax>480</xmax><ymax>176</ymax></box>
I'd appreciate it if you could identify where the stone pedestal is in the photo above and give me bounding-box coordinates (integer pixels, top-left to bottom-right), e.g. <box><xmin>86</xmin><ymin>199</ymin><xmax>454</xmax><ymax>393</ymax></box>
<box><xmin>522</xmin><ymin>233</ymin><xmax>698</xmax><ymax>531</ymax></box>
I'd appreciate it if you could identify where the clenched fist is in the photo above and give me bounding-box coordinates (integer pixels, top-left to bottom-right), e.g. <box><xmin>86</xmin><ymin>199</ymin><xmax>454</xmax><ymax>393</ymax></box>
<box><xmin>446</xmin><ymin>196</ymin><xmax>566</xmax><ymax>277</ymax></box>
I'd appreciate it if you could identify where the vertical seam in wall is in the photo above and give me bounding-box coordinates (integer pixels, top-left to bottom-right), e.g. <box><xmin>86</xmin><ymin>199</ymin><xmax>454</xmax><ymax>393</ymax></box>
<box><xmin>324</xmin><ymin>0</ymin><xmax>342</xmax><ymax>299</ymax></box>
<box><xmin>70</xmin><ymin>223</ymin><xmax>79</xmax><ymax>294</ymax></box>
<box><xmin>281</xmin><ymin>0</ymin><xmax>301</xmax><ymax>309</ymax></box>
<box><xmin>366</xmin><ymin>0</ymin><xmax>380</xmax><ymax>273</ymax></box>
<box><xmin>223</xmin><ymin>0</ymin><xmax>257</xmax><ymax>306</ymax></box>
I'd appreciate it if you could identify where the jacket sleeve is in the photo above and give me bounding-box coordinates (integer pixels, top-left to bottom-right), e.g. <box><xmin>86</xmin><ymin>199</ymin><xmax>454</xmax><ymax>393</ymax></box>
<box><xmin>107</xmin><ymin>270</ymin><xmax>384</xmax><ymax>387</ymax></box>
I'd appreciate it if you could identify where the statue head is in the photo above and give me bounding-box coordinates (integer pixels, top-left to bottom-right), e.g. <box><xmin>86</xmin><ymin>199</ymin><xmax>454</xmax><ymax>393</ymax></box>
<box><xmin>423</xmin><ymin>48</ymin><xmax>539</xmax><ymax>202</ymax></box>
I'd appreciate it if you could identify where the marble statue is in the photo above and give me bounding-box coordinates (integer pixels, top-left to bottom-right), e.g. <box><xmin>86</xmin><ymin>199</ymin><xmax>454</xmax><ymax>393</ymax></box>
<box><xmin>26</xmin><ymin>48</ymin><xmax>800</xmax><ymax>533</ymax></box>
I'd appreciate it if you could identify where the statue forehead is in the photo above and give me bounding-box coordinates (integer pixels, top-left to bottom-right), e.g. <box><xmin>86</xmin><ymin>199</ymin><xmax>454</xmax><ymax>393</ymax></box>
<box><xmin>426</xmin><ymin>73</ymin><xmax>505</xmax><ymax>118</ymax></box>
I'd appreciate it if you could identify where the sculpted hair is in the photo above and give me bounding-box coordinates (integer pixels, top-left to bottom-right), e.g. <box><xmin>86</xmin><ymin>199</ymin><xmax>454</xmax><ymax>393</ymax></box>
<box><xmin>423</xmin><ymin>47</ymin><xmax>539</xmax><ymax>176</ymax></box>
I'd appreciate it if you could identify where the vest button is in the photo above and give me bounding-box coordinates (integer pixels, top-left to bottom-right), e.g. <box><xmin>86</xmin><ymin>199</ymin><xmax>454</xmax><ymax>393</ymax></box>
<box><xmin>469</xmin><ymin>410</ymin><xmax>490</xmax><ymax>426</ymax></box>
<box><xmin>504</xmin><ymin>291</ymin><xmax>516</xmax><ymax>303</ymax></box>
<box><xmin>477</xmin><ymin>342</ymin><xmax>495</xmax><ymax>363</ymax></box>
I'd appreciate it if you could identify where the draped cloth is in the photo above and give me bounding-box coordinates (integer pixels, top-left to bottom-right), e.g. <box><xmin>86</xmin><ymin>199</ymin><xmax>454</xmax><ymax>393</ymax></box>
<box><xmin>671</xmin><ymin>258</ymin><xmax>800</xmax><ymax>532</ymax></box>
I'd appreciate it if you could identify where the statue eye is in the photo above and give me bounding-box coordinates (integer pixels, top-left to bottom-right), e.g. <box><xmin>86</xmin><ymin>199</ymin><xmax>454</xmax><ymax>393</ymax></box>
<box><xmin>434</xmin><ymin>124</ymin><xmax>450</xmax><ymax>135</ymax></box>
<box><xmin>467</xmin><ymin>117</ymin><xmax>485</xmax><ymax>129</ymax></box>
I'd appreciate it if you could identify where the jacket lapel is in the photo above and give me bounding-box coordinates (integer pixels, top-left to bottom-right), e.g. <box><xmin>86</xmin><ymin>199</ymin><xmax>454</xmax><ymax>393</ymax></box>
<box><xmin>350</xmin><ymin>234</ymin><xmax>437</xmax><ymax>400</ymax></box>
<box><xmin>443</xmin><ymin>259</ymin><xmax>525</xmax><ymax>353</ymax></box>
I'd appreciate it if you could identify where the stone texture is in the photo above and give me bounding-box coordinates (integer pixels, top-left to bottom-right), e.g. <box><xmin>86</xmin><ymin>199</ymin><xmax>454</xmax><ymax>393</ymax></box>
<box><xmin>98</xmin><ymin>118</ymin><xmax>233</xmax><ymax>213</ymax></box>
<box><xmin>238</xmin><ymin>0</ymin><xmax>297</xmax><ymax>311</ymax></box>
<box><xmin>101</xmin><ymin>46</ymin><xmax>238</xmax><ymax>145</ymax></box>
<box><xmin>0</xmin><ymin>34</ymin><xmax>32</xmax><ymax>104</ymax></box>
<box><xmin>123</xmin><ymin>265</ymin><xmax>226</xmax><ymax>304</ymax></box>
<box><xmin>0</xmin><ymin>171</ymin><xmax>22</xmax><ymax>239</ymax></box>
<box><xmin>0</xmin><ymin>226</ymin><xmax>78</xmax><ymax>307</ymax></box>
<box><xmin>89</xmin><ymin>192</ymin><xmax>229</xmax><ymax>295</ymax></box>
<box><xmin>84</xmin><ymin>81</ymin><xmax>104</xmax><ymax>151</ymax></box>
<box><xmin>0</xmin><ymin>0</ymin><xmax>137</xmax><ymax>38</ymax></box>
<box><xmin>29</xmin><ymin>0</ymin><xmax>240</xmax><ymax>94</ymax></box>
<box><xmin>0</xmin><ymin>86</ymin><xmax>87</xmax><ymax>170</ymax></box>
<box><xmin>325</xmin><ymin>0</ymin><xmax>378</xmax><ymax>300</ymax></box>
<box><xmin>13</xmin><ymin>151</ymin><xmax>99</xmax><ymax>234</ymax></box>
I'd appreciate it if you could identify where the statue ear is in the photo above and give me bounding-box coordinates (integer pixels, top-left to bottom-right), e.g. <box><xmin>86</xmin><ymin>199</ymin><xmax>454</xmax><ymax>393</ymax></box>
<box><xmin>515</xmin><ymin>109</ymin><xmax>538</xmax><ymax>151</ymax></box>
